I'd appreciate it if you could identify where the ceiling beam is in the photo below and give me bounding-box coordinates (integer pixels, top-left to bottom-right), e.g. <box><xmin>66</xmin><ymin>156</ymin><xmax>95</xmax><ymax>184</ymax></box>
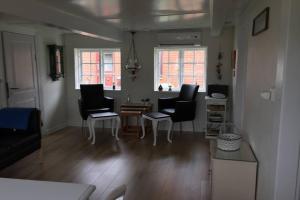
<box><xmin>210</xmin><ymin>0</ymin><xmax>234</xmax><ymax>36</ymax></box>
<box><xmin>0</xmin><ymin>0</ymin><xmax>122</xmax><ymax>42</ymax></box>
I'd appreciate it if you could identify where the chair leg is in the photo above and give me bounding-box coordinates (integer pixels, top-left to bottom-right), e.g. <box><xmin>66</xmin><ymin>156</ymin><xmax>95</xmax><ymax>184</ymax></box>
<box><xmin>115</xmin><ymin>117</ymin><xmax>120</xmax><ymax>140</ymax></box>
<box><xmin>152</xmin><ymin>120</ymin><xmax>158</xmax><ymax>146</ymax></box>
<box><xmin>167</xmin><ymin>119</ymin><xmax>173</xmax><ymax>143</ymax></box>
<box><xmin>140</xmin><ymin>117</ymin><xmax>146</xmax><ymax>139</ymax></box>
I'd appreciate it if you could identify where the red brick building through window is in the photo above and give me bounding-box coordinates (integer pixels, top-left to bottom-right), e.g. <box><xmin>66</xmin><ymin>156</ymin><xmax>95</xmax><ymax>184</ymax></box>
<box><xmin>154</xmin><ymin>47</ymin><xmax>207</xmax><ymax>92</ymax></box>
<box><xmin>75</xmin><ymin>49</ymin><xmax>121</xmax><ymax>90</ymax></box>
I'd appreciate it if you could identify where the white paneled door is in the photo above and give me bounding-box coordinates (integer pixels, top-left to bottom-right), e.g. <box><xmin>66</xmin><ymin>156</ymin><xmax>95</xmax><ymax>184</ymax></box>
<box><xmin>2</xmin><ymin>32</ymin><xmax>39</xmax><ymax>108</ymax></box>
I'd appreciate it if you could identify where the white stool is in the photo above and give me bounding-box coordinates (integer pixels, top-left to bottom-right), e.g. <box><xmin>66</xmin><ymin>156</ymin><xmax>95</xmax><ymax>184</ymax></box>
<box><xmin>87</xmin><ymin>112</ymin><xmax>120</xmax><ymax>145</ymax></box>
<box><xmin>140</xmin><ymin>112</ymin><xmax>173</xmax><ymax>146</ymax></box>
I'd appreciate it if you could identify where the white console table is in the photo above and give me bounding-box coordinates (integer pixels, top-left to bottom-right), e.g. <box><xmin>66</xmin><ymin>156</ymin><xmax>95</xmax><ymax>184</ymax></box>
<box><xmin>209</xmin><ymin>141</ymin><xmax>257</xmax><ymax>200</ymax></box>
<box><xmin>0</xmin><ymin>178</ymin><xmax>96</xmax><ymax>200</ymax></box>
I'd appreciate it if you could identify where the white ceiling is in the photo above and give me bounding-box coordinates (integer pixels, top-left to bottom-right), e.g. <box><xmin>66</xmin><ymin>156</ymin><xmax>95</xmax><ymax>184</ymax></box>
<box><xmin>34</xmin><ymin>0</ymin><xmax>211</xmax><ymax>31</ymax></box>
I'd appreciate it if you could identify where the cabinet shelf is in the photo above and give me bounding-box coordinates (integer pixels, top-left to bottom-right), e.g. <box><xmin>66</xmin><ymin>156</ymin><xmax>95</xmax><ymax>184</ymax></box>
<box><xmin>205</xmin><ymin>96</ymin><xmax>227</xmax><ymax>139</ymax></box>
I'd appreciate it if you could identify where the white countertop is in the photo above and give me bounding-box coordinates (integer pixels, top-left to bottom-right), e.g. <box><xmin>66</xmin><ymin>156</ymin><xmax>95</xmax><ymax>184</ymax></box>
<box><xmin>0</xmin><ymin>178</ymin><xmax>96</xmax><ymax>200</ymax></box>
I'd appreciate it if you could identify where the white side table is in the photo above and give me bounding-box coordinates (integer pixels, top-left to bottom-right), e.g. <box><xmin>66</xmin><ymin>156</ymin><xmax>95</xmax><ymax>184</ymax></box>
<box><xmin>141</xmin><ymin>112</ymin><xmax>173</xmax><ymax>146</ymax></box>
<box><xmin>87</xmin><ymin>112</ymin><xmax>120</xmax><ymax>144</ymax></box>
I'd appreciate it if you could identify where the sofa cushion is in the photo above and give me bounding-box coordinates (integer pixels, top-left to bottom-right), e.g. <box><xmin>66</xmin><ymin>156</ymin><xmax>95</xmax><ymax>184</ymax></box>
<box><xmin>0</xmin><ymin>134</ymin><xmax>40</xmax><ymax>148</ymax></box>
<box><xmin>0</xmin><ymin>108</ymin><xmax>35</xmax><ymax>130</ymax></box>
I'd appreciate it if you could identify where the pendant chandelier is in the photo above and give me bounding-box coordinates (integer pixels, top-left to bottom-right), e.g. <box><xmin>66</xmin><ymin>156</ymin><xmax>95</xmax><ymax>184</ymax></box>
<box><xmin>124</xmin><ymin>31</ymin><xmax>141</xmax><ymax>81</ymax></box>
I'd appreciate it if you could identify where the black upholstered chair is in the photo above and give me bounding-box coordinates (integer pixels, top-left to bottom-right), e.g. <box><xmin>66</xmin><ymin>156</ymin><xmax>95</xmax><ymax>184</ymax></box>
<box><xmin>158</xmin><ymin>84</ymin><xmax>199</xmax><ymax>132</ymax></box>
<box><xmin>78</xmin><ymin>84</ymin><xmax>114</xmax><ymax>132</ymax></box>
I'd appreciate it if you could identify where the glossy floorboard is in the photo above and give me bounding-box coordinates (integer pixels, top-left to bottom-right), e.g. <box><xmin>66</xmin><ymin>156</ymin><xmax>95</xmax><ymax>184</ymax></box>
<box><xmin>0</xmin><ymin>127</ymin><xmax>210</xmax><ymax>200</ymax></box>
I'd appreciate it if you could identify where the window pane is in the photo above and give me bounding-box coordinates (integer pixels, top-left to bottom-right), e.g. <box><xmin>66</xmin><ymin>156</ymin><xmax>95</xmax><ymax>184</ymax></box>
<box><xmin>195</xmin><ymin>77</ymin><xmax>205</xmax><ymax>87</ymax></box>
<box><xmin>169</xmin><ymin>51</ymin><xmax>179</xmax><ymax>63</ymax></box>
<box><xmin>183</xmin><ymin>64</ymin><xmax>193</xmax><ymax>76</ymax></box>
<box><xmin>160</xmin><ymin>51</ymin><xmax>169</xmax><ymax>63</ymax></box>
<box><xmin>82</xmin><ymin>64</ymin><xmax>91</xmax><ymax>75</ymax></box>
<box><xmin>169</xmin><ymin>76</ymin><xmax>180</xmax><ymax>89</ymax></box>
<box><xmin>104</xmin><ymin>53</ymin><xmax>113</xmax><ymax>63</ymax></box>
<box><xmin>183</xmin><ymin>76</ymin><xmax>194</xmax><ymax>84</ymax></box>
<box><xmin>104</xmin><ymin>73</ymin><xmax>113</xmax><ymax>87</ymax></box>
<box><xmin>194</xmin><ymin>64</ymin><xmax>205</xmax><ymax>76</ymax></box>
<box><xmin>104</xmin><ymin>63</ymin><xmax>113</xmax><ymax>72</ymax></box>
<box><xmin>159</xmin><ymin>74</ymin><xmax>168</xmax><ymax>82</ymax></box>
<box><xmin>115</xmin><ymin>76</ymin><xmax>121</xmax><ymax>89</ymax></box>
<box><xmin>90</xmin><ymin>64</ymin><xmax>99</xmax><ymax>75</ymax></box>
<box><xmin>81</xmin><ymin>52</ymin><xmax>90</xmax><ymax>63</ymax></box>
<box><xmin>114</xmin><ymin>63</ymin><xmax>121</xmax><ymax>76</ymax></box>
<box><xmin>169</xmin><ymin>64</ymin><xmax>179</xmax><ymax>75</ymax></box>
<box><xmin>195</xmin><ymin>50</ymin><xmax>205</xmax><ymax>63</ymax></box>
<box><xmin>184</xmin><ymin>50</ymin><xmax>194</xmax><ymax>63</ymax></box>
<box><xmin>113</xmin><ymin>51</ymin><xmax>121</xmax><ymax>63</ymax></box>
<box><xmin>90</xmin><ymin>52</ymin><xmax>100</xmax><ymax>63</ymax></box>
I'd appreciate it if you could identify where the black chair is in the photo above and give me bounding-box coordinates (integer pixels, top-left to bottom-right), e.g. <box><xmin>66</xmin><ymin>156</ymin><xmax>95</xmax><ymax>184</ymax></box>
<box><xmin>158</xmin><ymin>84</ymin><xmax>199</xmax><ymax>132</ymax></box>
<box><xmin>78</xmin><ymin>84</ymin><xmax>114</xmax><ymax>133</ymax></box>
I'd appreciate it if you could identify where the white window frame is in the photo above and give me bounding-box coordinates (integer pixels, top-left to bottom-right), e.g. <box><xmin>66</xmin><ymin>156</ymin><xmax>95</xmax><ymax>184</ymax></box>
<box><xmin>154</xmin><ymin>46</ymin><xmax>207</xmax><ymax>92</ymax></box>
<box><xmin>74</xmin><ymin>48</ymin><xmax>121</xmax><ymax>90</ymax></box>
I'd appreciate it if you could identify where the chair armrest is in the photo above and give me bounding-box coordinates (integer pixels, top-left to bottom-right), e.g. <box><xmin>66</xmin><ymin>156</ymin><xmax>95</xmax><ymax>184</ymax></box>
<box><xmin>174</xmin><ymin>100</ymin><xmax>197</xmax><ymax>120</ymax></box>
<box><xmin>104</xmin><ymin>96</ymin><xmax>114</xmax><ymax>112</ymax></box>
<box><xmin>158</xmin><ymin>97</ymin><xmax>178</xmax><ymax>111</ymax></box>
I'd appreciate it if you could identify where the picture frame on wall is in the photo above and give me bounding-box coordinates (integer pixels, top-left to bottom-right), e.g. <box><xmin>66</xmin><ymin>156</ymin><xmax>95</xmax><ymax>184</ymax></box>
<box><xmin>48</xmin><ymin>45</ymin><xmax>64</xmax><ymax>81</ymax></box>
<box><xmin>252</xmin><ymin>7</ymin><xmax>270</xmax><ymax>36</ymax></box>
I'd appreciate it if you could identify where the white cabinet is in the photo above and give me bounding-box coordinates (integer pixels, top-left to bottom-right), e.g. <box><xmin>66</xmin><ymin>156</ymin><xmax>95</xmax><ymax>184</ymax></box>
<box><xmin>205</xmin><ymin>96</ymin><xmax>227</xmax><ymax>139</ymax></box>
<box><xmin>210</xmin><ymin>141</ymin><xmax>257</xmax><ymax>200</ymax></box>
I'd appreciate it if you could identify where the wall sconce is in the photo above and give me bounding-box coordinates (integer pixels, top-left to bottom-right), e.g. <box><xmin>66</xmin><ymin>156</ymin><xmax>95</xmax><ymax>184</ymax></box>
<box><xmin>124</xmin><ymin>31</ymin><xmax>141</xmax><ymax>81</ymax></box>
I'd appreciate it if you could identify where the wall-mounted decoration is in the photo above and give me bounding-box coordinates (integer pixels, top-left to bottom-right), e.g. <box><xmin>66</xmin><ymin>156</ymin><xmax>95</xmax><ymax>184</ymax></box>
<box><xmin>48</xmin><ymin>45</ymin><xmax>64</xmax><ymax>81</ymax></box>
<box><xmin>252</xmin><ymin>7</ymin><xmax>270</xmax><ymax>36</ymax></box>
<box><xmin>124</xmin><ymin>32</ymin><xmax>142</xmax><ymax>81</ymax></box>
<box><xmin>216</xmin><ymin>52</ymin><xmax>223</xmax><ymax>80</ymax></box>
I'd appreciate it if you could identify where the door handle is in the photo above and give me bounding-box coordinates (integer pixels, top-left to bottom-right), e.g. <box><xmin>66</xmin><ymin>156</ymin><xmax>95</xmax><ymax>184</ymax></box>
<box><xmin>10</xmin><ymin>87</ymin><xmax>19</xmax><ymax>90</ymax></box>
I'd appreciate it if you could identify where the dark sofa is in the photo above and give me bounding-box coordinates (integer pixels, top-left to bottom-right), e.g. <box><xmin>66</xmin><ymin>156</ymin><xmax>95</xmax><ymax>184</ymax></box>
<box><xmin>0</xmin><ymin>108</ymin><xmax>41</xmax><ymax>169</ymax></box>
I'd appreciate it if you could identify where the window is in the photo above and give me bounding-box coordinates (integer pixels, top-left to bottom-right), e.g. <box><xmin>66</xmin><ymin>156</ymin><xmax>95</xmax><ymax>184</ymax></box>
<box><xmin>154</xmin><ymin>46</ymin><xmax>207</xmax><ymax>92</ymax></box>
<box><xmin>74</xmin><ymin>48</ymin><xmax>121</xmax><ymax>90</ymax></box>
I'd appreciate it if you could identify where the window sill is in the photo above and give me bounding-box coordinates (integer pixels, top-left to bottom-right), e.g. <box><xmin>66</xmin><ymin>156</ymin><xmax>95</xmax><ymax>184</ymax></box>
<box><xmin>75</xmin><ymin>88</ymin><xmax>121</xmax><ymax>91</ymax></box>
<box><xmin>154</xmin><ymin>90</ymin><xmax>206</xmax><ymax>93</ymax></box>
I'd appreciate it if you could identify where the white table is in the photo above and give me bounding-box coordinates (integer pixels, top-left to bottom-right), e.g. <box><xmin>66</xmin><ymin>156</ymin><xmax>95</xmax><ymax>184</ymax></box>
<box><xmin>87</xmin><ymin>112</ymin><xmax>120</xmax><ymax>144</ymax></box>
<box><xmin>141</xmin><ymin>112</ymin><xmax>172</xmax><ymax>146</ymax></box>
<box><xmin>0</xmin><ymin>178</ymin><xmax>96</xmax><ymax>200</ymax></box>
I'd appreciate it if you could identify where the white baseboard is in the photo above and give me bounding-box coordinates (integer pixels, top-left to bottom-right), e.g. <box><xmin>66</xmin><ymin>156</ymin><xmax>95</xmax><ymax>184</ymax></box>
<box><xmin>44</xmin><ymin>121</ymin><xmax>68</xmax><ymax>135</ymax></box>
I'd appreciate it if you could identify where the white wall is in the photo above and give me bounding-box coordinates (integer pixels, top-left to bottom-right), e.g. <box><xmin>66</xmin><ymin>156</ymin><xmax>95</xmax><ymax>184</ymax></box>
<box><xmin>274</xmin><ymin>0</ymin><xmax>300</xmax><ymax>198</ymax></box>
<box><xmin>64</xmin><ymin>28</ymin><xmax>234</xmax><ymax>132</ymax></box>
<box><xmin>233</xmin><ymin>0</ymin><xmax>300</xmax><ymax>199</ymax></box>
<box><xmin>0</xmin><ymin>23</ymin><xmax>67</xmax><ymax>134</ymax></box>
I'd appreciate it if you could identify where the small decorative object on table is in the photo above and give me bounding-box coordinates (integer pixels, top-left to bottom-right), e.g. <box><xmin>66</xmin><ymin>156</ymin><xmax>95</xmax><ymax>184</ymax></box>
<box><xmin>217</xmin><ymin>133</ymin><xmax>242</xmax><ymax>151</ymax></box>
<box><xmin>158</xmin><ymin>84</ymin><xmax>163</xmax><ymax>91</ymax></box>
<box><xmin>112</xmin><ymin>82</ymin><xmax>116</xmax><ymax>90</ymax></box>
<box><xmin>168</xmin><ymin>85</ymin><xmax>172</xmax><ymax>91</ymax></box>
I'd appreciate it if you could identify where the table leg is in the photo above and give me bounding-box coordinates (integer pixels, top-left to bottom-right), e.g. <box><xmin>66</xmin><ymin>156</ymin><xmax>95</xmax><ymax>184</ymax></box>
<box><xmin>115</xmin><ymin>117</ymin><xmax>120</xmax><ymax>140</ymax></box>
<box><xmin>167</xmin><ymin>118</ymin><xmax>173</xmax><ymax>143</ymax></box>
<box><xmin>140</xmin><ymin>116</ymin><xmax>145</xmax><ymax>139</ymax></box>
<box><xmin>152</xmin><ymin>120</ymin><xmax>158</xmax><ymax>146</ymax></box>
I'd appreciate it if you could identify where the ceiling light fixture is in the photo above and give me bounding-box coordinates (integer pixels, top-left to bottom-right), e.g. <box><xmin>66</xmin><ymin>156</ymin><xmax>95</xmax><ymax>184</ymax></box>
<box><xmin>124</xmin><ymin>31</ymin><xmax>141</xmax><ymax>81</ymax></box>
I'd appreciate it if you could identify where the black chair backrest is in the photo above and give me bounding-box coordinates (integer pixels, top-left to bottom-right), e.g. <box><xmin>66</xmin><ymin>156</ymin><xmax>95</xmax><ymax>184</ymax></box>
<box><xmin>80</xmin><ymin>84</ymin><xmax>105</xmax><ymax>109</ymax></box>
<box><xmin>178</xmin><ymin>84</ymin><xmax>199</xmax><ymax>101</ymax></box>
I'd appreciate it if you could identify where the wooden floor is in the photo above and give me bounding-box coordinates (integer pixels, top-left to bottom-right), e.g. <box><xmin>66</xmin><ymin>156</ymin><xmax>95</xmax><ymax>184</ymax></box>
<box><xmin>0</xmin><ymin>127</ymin><xmax>210</xmax><ymax>200</ymax></box>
